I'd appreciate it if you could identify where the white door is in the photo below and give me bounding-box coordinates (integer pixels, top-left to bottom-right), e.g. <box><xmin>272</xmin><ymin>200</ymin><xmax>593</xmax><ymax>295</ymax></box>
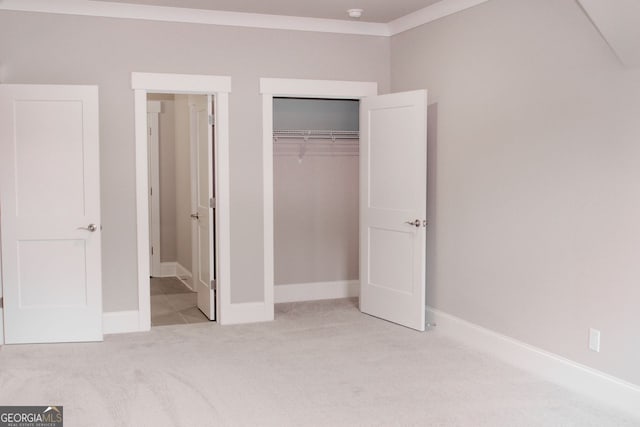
<box><xmin>147</xmin><ymin>102</ymin><xmax>161</xmax><ymax>277</ymax></box>
<box><xmin>0</xmin><ymin>84</ymin><xmax>103</xmax><ymax>344</ymax></box>
<box><xmin>360</xmin><ymin>90</ymin><xmax>427</xmax><ymax>331</ymax></box>
<box><xmin>191</xmin><ymin>95</ymin><xmax>216</xmax><ymax>320</ymax></box>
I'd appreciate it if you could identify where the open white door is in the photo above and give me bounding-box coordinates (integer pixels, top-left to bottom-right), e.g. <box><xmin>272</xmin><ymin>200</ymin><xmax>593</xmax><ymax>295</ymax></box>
<box><xmin>0</xmin><ymin>84</ymin><xmax>103</xmax><ymax>343</ymax></box>
<box><xmin>191</xmin><ymin>95</ymin><xmax>216</xmax><ymax>320</ymax></box>
<box><xmin>147</xmin><ymin>102</ymin><xmax>161</xmax><ymax>277</ymax></box>
<box><xmin>360</xmin><ymin>90</ymin><xmax>427</xmax><ymax>332</ymax></box>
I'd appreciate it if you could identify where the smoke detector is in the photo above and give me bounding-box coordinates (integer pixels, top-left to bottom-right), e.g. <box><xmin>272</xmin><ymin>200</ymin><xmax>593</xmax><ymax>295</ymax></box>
<box><xmin>347</xmin><ymin>8</ymin><xmax>363</xmax><ymax>19</ymax></box>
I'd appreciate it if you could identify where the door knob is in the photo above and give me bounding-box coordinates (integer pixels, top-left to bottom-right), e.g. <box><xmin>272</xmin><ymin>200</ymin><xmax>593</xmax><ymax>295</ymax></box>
<box><xmin>78</xmin><ymin>224</ymin><xmax>97</xmax><ymax>232</ymax></box>
<box><xmin>405</xmin><ymin>219</ymin><xmax>421</xmax><ymax>228</ymax></box>
<box><xmin>190</xmin><ymin>213</ymin><xmax>200</xmax><ymax>220</ymax></box>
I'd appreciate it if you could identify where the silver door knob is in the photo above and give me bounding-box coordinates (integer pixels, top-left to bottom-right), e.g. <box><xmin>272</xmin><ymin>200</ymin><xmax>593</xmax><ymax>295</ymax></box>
<box><xmin>78</xmin><ymin>224</ymin><xmax>97</xmax><ymax>232</ymax></box>
<box><xmin>190</xmin><ymin>213</ymin><xmax>200</xmax><ymax>220</ymax></box>
<box><xmin>405</xmin><ymin>219</ymin><xmax>421</xmax><ymax>228</ymax></box>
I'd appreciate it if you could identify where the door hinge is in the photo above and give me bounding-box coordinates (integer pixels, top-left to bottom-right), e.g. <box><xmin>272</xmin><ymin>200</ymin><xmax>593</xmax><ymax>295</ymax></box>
<box><xmin>210</xmin><ymin>197</ymin><xmax>215</xmax><ymax>208</ymax></box>
<box><xmin>0</xmin><ymin>297</ymin><xmax>3</xmax><ymax>309</ymax></box>
<box><xmin>210</xmin><ymin>279</ymin><xmax>216</xmax><ymax>291</ymax></box>
<box><xmin>151</xmin><ymin>246</ymin><xmax>154</xmax><ymax>256</ymax></box>
<box><xmin>150</xmin><ymin>187</ymin><xmax>153</xmax><ymax>196</ymax></box>
<box><xmin>148</xmin><ymin>127</ymin><xmax>152</xmax><ymax>136</ymax></box>
<box><xmin>208</xmin><ymin>114</ymin><xmax>213</xmax><ymax>126</ymax></box>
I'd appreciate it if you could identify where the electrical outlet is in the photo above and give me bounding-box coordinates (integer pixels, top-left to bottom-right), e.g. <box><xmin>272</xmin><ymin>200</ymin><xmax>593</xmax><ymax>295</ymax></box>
<box><xmin>589</xmin><ymin>328</ymin><xmax>601</xmax><ymax>352</ymax></box>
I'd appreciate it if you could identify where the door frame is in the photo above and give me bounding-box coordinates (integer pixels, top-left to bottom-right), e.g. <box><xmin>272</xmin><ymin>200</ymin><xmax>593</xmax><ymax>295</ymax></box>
<box><xmin>132</xmin><ymin>72</ymin><xmax>231</xmax><ymax>330</ymax></box>
<box><xmin>260</xmin><ymin>78</ymin><xmax>378</xmax><ymax>315</ymax></box>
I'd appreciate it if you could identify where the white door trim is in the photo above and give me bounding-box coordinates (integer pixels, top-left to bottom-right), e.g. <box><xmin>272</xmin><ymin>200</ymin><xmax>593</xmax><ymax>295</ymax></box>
<box><xmin>260</xmin><ymin>78</ymin><xmax>378</xmax><ymax>317</ymax></box>
<box><xmin>147</xmin><ymin>101</ymin><xmax>161</xmax><ymax>277</ymax></box>
<box><xmin>132</xmin><ymin>72</ymin><xmax>231</xmax><ymax>331</ymax></box>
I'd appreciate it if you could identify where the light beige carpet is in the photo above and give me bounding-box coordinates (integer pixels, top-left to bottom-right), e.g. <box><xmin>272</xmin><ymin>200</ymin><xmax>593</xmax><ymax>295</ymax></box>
<box><xmin>0</xmin><ymin>298</ymin><xmax>637</xmax><ymax>426</ymax></box>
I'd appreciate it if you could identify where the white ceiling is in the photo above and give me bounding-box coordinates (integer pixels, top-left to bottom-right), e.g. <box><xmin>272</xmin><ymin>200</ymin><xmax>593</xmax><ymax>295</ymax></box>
<box><xmin>96</xmin><ymin>0</ymin><xmax>444</xmax><ymax>23</ymax></box>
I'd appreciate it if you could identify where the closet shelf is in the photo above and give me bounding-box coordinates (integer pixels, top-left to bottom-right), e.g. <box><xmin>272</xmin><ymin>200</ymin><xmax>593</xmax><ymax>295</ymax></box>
<box><xmin>273</xmin><ymin>129</ymin><xmax>359</xmax><ymax>142</ymax></box>
<box><xmin>273</xmin><ymin>130</ymin><xmax>359</xmax><ymax>161</ymax></box>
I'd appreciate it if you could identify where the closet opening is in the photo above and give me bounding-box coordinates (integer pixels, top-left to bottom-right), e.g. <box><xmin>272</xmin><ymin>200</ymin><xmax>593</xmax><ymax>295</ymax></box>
<box><xmin>146</xmin><ymin>93</ymin><xmax>217</xmax><ymax>327</ymax></box>
<box><xmin>263</xmin><ymin>79</ymin><xmax>428</xmax><ymax>330</ymax></box>
<box><xmin>272</xmin><ymin>97</ymin><xmax>361</xmax><ymax>310</ymax></box>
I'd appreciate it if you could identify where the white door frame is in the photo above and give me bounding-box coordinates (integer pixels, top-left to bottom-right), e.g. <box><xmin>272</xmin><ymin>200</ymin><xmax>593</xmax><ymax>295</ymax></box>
<box><xmin>132</xmin><ymin>72</ymin><xmax>231</xmax><ymax>331</ymax></box>
<box><xmin>147</xmin><ymin>101</ymin><xmax>162</xmax><ymax>277</ymax></box>
<box><xmin>260</xmin><ymin>78</ymin><xmax>378</xmax><ymax>315</ymax></box>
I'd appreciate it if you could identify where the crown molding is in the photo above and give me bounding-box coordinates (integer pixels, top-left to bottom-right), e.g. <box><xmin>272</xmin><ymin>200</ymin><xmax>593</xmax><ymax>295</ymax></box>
<box><xmin>0</xmin><ymin>0</ymin><xmax>390</xmax><ymax>36</ymax></box>
<box><xmin>0</xmin><ymin>0</ymin><xmax>490</xmax><ymax>37</ymax></box>
<box><xmin>388</xmin><ymin>0</ymin><xmax>490</xmax><ymax>35</ymax></box>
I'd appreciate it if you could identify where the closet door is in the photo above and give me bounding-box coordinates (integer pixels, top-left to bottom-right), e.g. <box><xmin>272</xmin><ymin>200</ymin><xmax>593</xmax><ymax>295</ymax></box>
<box><xmin>0</xmin><ymin>84</ymin><xmax>103</xmax><ymax>343</ymax></box>
<box><xmin>359</xmin><ymin>90</ymin><xmax>427</xmax><ymax>331</ymax></box>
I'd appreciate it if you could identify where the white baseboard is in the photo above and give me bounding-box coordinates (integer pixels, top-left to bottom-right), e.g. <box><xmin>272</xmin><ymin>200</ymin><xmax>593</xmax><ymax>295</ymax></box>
<box><xmin>175</xmin><ymin>263</ymin><xmax>194</xmax><ymax>290</ymax></box>
<box><xmin>274</xmin><ymin>280</ymin><xmax>359</xmax><ymax>303</ymax></box>
<box><xmin>103</xmin><ymin>310</ymin><xmax>142</xmax><ymax>335</ymax></box>
<box><xmin>158</xmin><ymin>262</ymin><xmax>177</xmax><ymax>277</ymax></box>
<box><xmin>219</xmin><ymin>302</ymin><xmax>273</xmax><ymax>325</ymax></box>
<box><xmin>427</xmin><ymin>307</ymin><xmax>640</xmax><ymax>420</ymax></box>
<box><xmin>155</xmin><ymin>262</ymin><xmax>193</xmax><ymax>290</ymax></box>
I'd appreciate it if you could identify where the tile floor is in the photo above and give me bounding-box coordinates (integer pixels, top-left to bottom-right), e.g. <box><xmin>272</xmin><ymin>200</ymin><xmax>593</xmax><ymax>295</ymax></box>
<box><xmin>150</xmin><ymin>276</ymin><xmax>209</xmax><ymax>326</ymax></box>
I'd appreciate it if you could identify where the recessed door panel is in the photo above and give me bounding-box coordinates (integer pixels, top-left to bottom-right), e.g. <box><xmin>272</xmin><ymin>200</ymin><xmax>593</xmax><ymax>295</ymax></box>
<box><xmin>18</xmin><ymin>240</ymin><xmax>88</xmax><ymax>307</ymax></box>
<box><xmin>369</xmin><ymin>106</ymin><xmax>422</xmax><ymax>212</ymax></box>
<box><xmin>15</xmin><ymin>100</ymin><xmax>86</xmax><ymax>217</ymax></box>
<box><xmin>369</xmin><ymin>227</ymin><xmax>413</xmax><ymax>295</ymax></box>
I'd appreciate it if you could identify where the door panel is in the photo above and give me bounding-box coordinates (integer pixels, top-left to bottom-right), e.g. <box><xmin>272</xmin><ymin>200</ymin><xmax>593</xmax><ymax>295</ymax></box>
<box><xmin>369</xmin><ymin>228</ymin><xmax>413</xmax><ymax>294</ymax></box>
<box><xmin>360</xmin><ymin>90</ymin><xmax>427</xmax><ymax>332</ymax></box>
<box><xmin>15</xmin><ymin>100</ymin><xmax>86</xmax><ymax>216</ymax></box>
<box><xmin>369</xmin><ymin>106</ymin><xmax>423</xmax><ymax>212</ymax></box>
<box><xmin>18</xmin><ymin>239</ymin><xmax>88</xmax><ymax>307</ymax></box>
<box><xmin>0</xmin><ymin>85</ymin><xmax>102</xmax><ymax>344</ymax></box>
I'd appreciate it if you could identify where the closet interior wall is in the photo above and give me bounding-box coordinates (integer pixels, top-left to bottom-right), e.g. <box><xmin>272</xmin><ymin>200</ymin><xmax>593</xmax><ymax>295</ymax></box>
<box><xmin>273</xmin><ymin>98</ymin><xmax>360</xmax><ymax>290</ymax></box>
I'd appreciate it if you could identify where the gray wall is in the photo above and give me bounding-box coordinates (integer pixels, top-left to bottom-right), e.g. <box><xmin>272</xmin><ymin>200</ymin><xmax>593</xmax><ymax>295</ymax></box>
<box><xmin>146</xmin><ymin>94</ymin><xmax>178</xmax><ymax>263</ymax></box>
<box><xmin>173</xmin><ymin>95</ymin><xmax>193</xmax><ymax>272</ymax></box>
<box><xmin>145</xmin><ymin>93</ymin><xmax>191</xmax><ymax>269</ymax></box>
<box><xmin>0</xmin><ymin>11</ymin><xmax>390</xmax><ymax>310</ymax></box>
<box><xmin>274</xmin><ymin>155</ymin><xmax>359</xmax><ymax>285</ymax></box>
<box><xmin>158</xmin><ymin>98</ymin><xmax>178</xmax><ymax>263</ymax></box>
<box><xmin>391</xmin><ymin>0</ymin><xmax>640</xmax><ymax>385</ymax></box>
